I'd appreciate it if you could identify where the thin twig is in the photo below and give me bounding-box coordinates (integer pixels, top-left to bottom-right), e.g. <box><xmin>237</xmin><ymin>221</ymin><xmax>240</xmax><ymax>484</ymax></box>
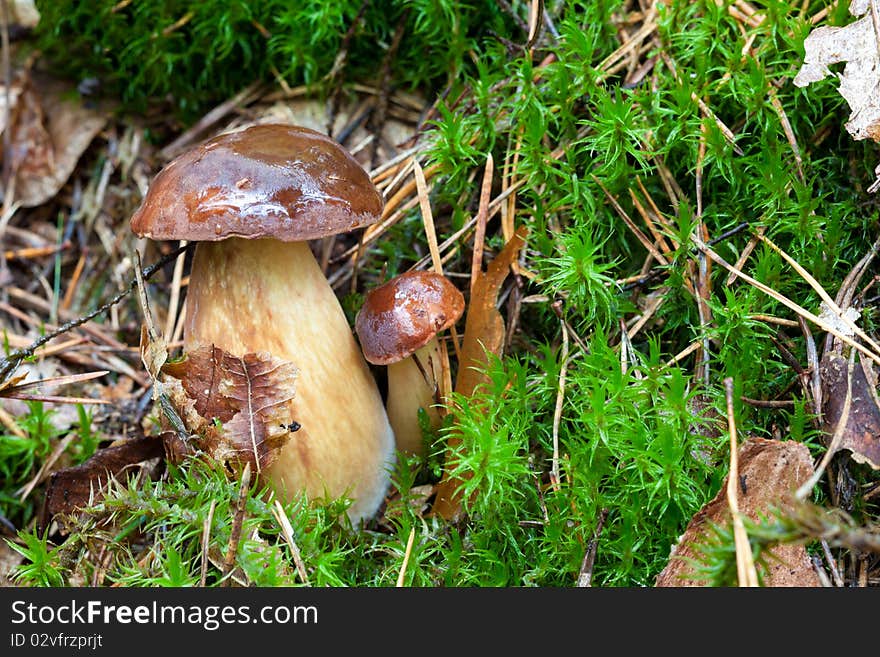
<box><xmin>272</xmin><ymin>499</ymin><xmax>311</xmax><ymax>585</ymax></box>
<box><xmin>221</xmin><ymin>463</ymin><xmax>251</xmax><ymax>586</ymax></box>
<box><xmin>576</xmin><ymin>508</ymin><xmax>609</xmax><ymax>587</ymax></box>
<box><xmin>821</xmin><ymin>539</ymin><xmax>844</xmax><ymax>587</ymax></box>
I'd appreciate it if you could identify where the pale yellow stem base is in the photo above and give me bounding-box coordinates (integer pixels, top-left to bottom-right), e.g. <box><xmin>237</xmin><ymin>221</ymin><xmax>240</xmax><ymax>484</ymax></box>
<box><xmin>386</xmin><ymin>337</ymin><xmax>443</xmax><ymax>457</ymax></box>
<box><xmin>184</xmin><ymin>238</ymin><xmax>395</xmax><ymax>523</ymax></box>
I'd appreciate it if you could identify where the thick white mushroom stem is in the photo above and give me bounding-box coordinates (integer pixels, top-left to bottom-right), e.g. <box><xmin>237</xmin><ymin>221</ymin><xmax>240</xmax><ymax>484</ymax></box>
<box><xmin>386</xmin><ymin>337</ymin><xmax>445</xmax><ymax>456</ymax></box>
<box><xmin>184</xmin><ymin>237</ymin><xmax>395</xmax><ymax>523</ymax></box>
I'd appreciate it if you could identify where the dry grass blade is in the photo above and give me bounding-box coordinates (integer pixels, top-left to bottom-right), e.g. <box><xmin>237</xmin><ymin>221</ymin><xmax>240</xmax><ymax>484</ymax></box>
<box><xmin>724</xmin><ymin>378</ymin><xmax>759</xmax><ymax>587</ymax></box>
<box><xmin>596</xmin><ymin>6</ymin><xmax>658</xmax><ymax>76</ymax></box>
<box><xmin>17</xmin><ymin>434</ymin><xmax>75</xmax><ymax>501</ymax></box>
<box><xmin>163</xmin><ymin>240</ymin><xmax>188</xmax><ymax>341</ymax></box>
<box><xmin>413</xmin><ymin>157</ymin><xmax>462</xmax><ymax>363</ymax></box>
<box><xmin>221</xmin><ymin>463</ymin><xmax>251</xmax><ymax>586</ymax></box>
<box><xmin>271</xmin><ymin>499</ymin><xmax>310</xmax><ymax>585</ymax></box>
<box><xmin>0</xmin><ymin>404</ymin><xmax>26</xmax><ymax>438</ymax></box>
<box><xmin>693</xmin><ymin>236</ymin><xmax>880</xmax><ymax>368</ymax></box>
<box><xmin>471</xmin><ymin>153</ymin><xmax>494</xmax><ymax>295</ymax></box>
<box><xmin>796</xmin><ymin>350</ymin><xmax>855</xmax><ymax>499</ymax></box>
<box><xmin>659</xmin><ymin>51</ymin><xmax>744</xmax><ymax>156</ymax></box>
<box><xmin>396</xmin><ymin>526</ymin><xmax>416</xmax><ymax>587</ymax></box>
<box><xmin>0</xmin><ymin>370</ymin><xmax>110</xmax><ymax>405</ymax></box>
<box><xmin>758</xmin><ymin>234</ymin><xmax>880</xmax><ymax>357</ymax></box>
<box><xmin>550</xmin><ymin>311</ymin><xmax>569</xmax><ymax>493</ymax></box>
<box><xmin>200</xmin><ymin>499</ymin><xmax>217</xmax><ymax>587</ymax></box>
<box><xmin>595</xmin><ymin>175</ymin><xmax>668</xmax><ymax>266</ymax></box>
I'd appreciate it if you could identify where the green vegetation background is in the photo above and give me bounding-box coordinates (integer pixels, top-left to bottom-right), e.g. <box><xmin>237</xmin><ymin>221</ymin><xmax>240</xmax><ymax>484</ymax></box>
<box><xmin>4</xmin><ymin>0</ymin><xmax>876</xmax><ymax>586</ymax></box>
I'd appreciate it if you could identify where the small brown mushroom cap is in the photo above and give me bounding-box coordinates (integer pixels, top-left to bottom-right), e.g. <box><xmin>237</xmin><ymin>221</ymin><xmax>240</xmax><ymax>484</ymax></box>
<box><xmin>356</xmin><ymin>271</ymin><xmax>465</xmax><ymax>365</ymax></box>
<box><xmin>130</xmin><ymin>123</ymin><xmax>383</xmax><ymax>242</ymax></box>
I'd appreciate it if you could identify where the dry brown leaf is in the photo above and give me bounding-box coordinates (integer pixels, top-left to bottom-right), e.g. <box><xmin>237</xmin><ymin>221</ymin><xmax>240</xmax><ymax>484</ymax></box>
<box><xmin>820</xmin><ymin>352</ymin><xmax>880</xmax><ymax>469</ymax></box>
<box><xmin>656</xmin><ymin>437</ymin><xmax>820</xmax><ymax>587</ymax></box>
<box><xmin>161</xmin><ymin>345</ymin><xmax>299</xmax><ymax>472</ymax></box>
<box><xmin>2</xmin><ymin>71</ymin><xmax>107</xmax><ymax>207</ymax></box>
<box><xmin>794</xmin><ymin>0</ymin><xmax>880</xmax><ymax>189</ymax></box>
<box><xmin>431</xmin><ymin>226</ymin><xmax>528</xmax><ymax>520</ymax></box>
<box><xmin>0</xmin><ymin>370</ymin><xmax>109</xmax><ymax>406</ymax></box>
<box><xmin>40</xmin><ymin>435</ymin><xmax>165</xmax><ymax>533</ymax></box>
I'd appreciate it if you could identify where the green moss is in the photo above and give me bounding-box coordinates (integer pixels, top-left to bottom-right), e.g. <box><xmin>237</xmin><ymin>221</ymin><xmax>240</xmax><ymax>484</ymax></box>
<box><xmin>34</xmin><ymin>0</ymin><xmax>515</xmax><ymax>121</ymax></box>
<box><xmin>9</xmin><ymin>0</ymin><xmax>879</xmax><ymax>586</ymax></box>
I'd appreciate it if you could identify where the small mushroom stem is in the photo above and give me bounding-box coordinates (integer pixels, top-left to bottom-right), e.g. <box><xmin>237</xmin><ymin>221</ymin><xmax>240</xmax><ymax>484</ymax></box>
<box><xmin>184</xmin><ymin>237</ymin><xmax>395</xmax><ymax>522</ymax></box>
<box><xmin>385</xmin><ymin>337</ymin><xmax>445</xmax><ymax>456</ymax></box>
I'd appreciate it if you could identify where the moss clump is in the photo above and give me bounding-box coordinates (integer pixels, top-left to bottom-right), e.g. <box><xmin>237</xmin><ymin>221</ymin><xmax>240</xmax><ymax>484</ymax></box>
<box><xmin>33</xmin><ymin>0</ymin><xmax>516</xmax><ymax>121</ymax></box>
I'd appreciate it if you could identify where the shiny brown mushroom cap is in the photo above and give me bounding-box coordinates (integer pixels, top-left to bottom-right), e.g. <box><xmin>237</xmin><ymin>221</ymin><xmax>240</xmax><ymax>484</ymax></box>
<box><xmin>130</xmin><ymin>123</ymin><xmax>383</xmax><ymax>242</ymax></box>
<box><xmin>355</xmin><ymin>271</ymin><xmax>465</xmax><ymax>365</ymax></box>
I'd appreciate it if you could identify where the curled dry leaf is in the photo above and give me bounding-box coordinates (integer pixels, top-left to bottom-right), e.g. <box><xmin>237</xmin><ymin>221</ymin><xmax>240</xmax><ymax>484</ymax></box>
<box><xmin>40</xmin><ymin>435</ymin><xmax>165</xmax><ymax>534</ymax></box>
<box><xmin>161</xmin><ymin>345</ymin><xmax>299</xmax><ymax>473</ymax></box>
<box><xmin>656</xmin><ymin>437</ymin><xmax>820</xmax><ymax>587</ymax></box>
<box><xmin>794</xmin><ymin>0</ymin><xmax>880</xmax><ymax>189</ymax></box>
<box><xmin>820</xmin><ymin>352</ymin><xmax>880</xmax><ymax>469</ymax></box>
<box><xmin>1</xmin><ymin>71</ymin><xmax>107</xmax><ymax>207</ymax></box>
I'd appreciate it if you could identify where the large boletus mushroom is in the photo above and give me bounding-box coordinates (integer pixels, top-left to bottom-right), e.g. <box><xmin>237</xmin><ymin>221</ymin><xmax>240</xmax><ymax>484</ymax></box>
<box><xmin>130</xmin><ymin>123</ymin><xmax>395</xmax><ymax>523</ymax></box>
<box><xmin>355</xmin><ymin>271</ymin><xmax>464</xmax><ymax>456</ymax></box>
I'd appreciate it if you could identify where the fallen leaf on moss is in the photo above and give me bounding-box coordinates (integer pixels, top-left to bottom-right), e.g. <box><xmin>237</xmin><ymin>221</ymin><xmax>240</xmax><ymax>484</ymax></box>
<box><xmin>656</xmin><ymin>437</ymin><xmax>820</xmax><ymax>587</ymax></box>
<box><xmin>820</xmin><ymin>352</ymin><xmax>880</xmax><ymax>469</ymax></box>
<box><xmin>40</xmin><ymin>435</ymin><xmax>165</xmax><ymax>533</ymax></box>
<box><xmin>0</xmin><ymin>537</ymin><xmax>25</xmax><ymax>586</ymax></box>
<box><xmin>793</xmin><ymin>0</ymin><xmax>880</xmax><ymax>190</ymax></box>
<box><xmin>161</xmin><ymin>345</ymin><xmax>299</xmax><ymax>472</ymax></box>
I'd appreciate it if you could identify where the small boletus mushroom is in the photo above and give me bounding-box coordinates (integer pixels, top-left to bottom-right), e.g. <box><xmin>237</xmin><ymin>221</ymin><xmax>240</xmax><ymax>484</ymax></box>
<box><xmin>130</xmin><ymin>123</ymin><xmax>395</xmax><ymax>523</ymax></box>
<box><xmin>355</xmin><ymin>271</ymin><xmax>465</xmax><ymax>456</ymax></box>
